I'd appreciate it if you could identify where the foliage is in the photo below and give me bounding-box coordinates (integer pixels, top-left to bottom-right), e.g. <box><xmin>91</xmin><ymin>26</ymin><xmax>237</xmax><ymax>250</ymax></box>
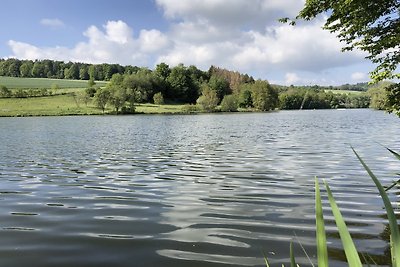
<box><xmin>209</xmin><ymin>65</ymin><xmax>254</xmax><ymax>94</ymax></box>
<box><xmin>85</xmin><ymin>87</ymin><xmax>97</xmax><ymax>98</ymax></box>
<box><xmin>208</xmin><ymin>74</ymin><xmax>231</xmax><ymax>101</ymax></box>
<box><xmin>272</xmin><ymin>149</ymin><xmax>400</xmax><ymax>267</ymax></box>
<box><xmin>197</xmin><ymin>86</ymin><xmax>219</xmax><ymax>112</ymax></box>
<box><xmin>368</xmin><ymin>84</ymin><xmax>389</xmax><ymax>110</ymax></box>
<box><xmin>0</xmin><ymin>85</ymin><xmax>11</xmax><ymax>98</ymax></box>
<box><xmin>280</xmin><ymin>87</ymin><xmax>370</xmax><ymax>109</ymax></box>
<box><xmin>386</xmin><ymin>84</ymin><xmax>400</xmax><ymax>117</ymax></box>
<box><xmin>94</xmin><ymin>88</ymin><xmax>111</xmax><ymax>113</ymax></box>
<box><xmin>181</xmin><ymin>104</ymin><xmax>199</xmax><ymax>113</ymax></box>
<box><xmin>238</xmin><ymin>89</ymin><xmax>253</xmax><ymax>108</ymax></box>
<box><xmin>250</xmin><ymin>80</ymin><xmax>279</xmax><ymax>111</ymax></box>
<box><xmin>153</xmin><ymin>92</ymin><xmax>165</xmax><ymax>105</ymax></box>
<box><xmin>166</xmin><ymin>64</ymin><xmax>200</xmax><ymax>103</ymax></box>
<box><xmin>220</xmin><ymin>94</ymin><xmax>238</xmax><ymax>112</ymax></box>
<box><xmin>296</xmin><ymin>0</ymin><xmax>400</xmax><ymax>115</ymax></box>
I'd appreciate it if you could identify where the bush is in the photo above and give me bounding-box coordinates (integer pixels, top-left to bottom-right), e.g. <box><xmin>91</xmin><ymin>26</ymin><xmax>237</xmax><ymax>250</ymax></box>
<box><xmin>153</xmin><ymin>92</ymin><xmax>164</xmax><ymax>105</ymax></box>
<box><xmin>182</xmin><ymin>104</ymin><xmax>199</xmax><ymax>113</ymax></box>
<box><xmin>0</xmin><ymin>85</ymin><xmax>11</xmax><ymax>98</ymax></box>
<box><xmin>220</xmin><ymin>94</ymin><xmax>238</xmax><ymax>112</ymax></box>
<box><xmin>197</xmin><ymin>87</ymin><xmax>219</xmax><ymax>112</ymax></box>
<box><xmin>85</xmin><ymin>87</ymin><xmax>97</xmax><ymax>98</ymax></box>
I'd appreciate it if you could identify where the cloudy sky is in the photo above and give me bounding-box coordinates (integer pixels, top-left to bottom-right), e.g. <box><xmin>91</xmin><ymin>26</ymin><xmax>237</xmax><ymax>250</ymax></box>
<box><xmin>0</xmin><ymin>0</ymin><xmax>374</xmax><ymax>85</ymax></box>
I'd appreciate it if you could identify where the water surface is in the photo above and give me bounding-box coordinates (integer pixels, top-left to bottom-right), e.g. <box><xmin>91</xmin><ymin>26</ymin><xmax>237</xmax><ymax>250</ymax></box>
<box><xmin>0</xmin><ymin>109</ymin><xmax>399</xmax><ymax>266</ymax></box>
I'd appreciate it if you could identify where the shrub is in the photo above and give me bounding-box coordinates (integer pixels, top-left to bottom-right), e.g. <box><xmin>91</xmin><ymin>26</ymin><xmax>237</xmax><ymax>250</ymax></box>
<box><xmin>153</xmin><ymin>92</ymin><xmax>165</xmax><ymax>105</ymax></box>
<box><xmin>220</xmin><ymin>94</ymin><xmax>238</xmax><ymax>112</ymax></box>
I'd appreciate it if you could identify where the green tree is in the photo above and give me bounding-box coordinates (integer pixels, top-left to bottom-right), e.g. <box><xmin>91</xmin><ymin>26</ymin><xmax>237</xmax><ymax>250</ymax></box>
<box><xmin>65</xmin><ymin>63</ymin><xmax>79</xmax><ymax>79</ymax></box>
<box><xmin>31</xmin><ymin>61</ymin><xmax>45</xmax><ymax>78</ymax></box>
<box><xmin>123</xmin><ymin>71</ymin><xmax>153</xmax><ymax>103</ymax></box>
<box><xmin>386</xmin><ymin>84</ymin><xmax>400</xmax><ymax>116</ymax></box>
<box><xmin>8</xmin><ymin>60</ymin><xmax>20</xmax><ymax>77</ymax></box>
<box><xmin>208</xmin><ymin>75</ymin><xmax>231</xmax><ymax>101</ymax></box>
<box><xmin>197</xmin><ymin>86</ymin><xmax>219</xmax><ymax>112</ymax></box>
<box><xmin>251</xmin><ymin>80</ymin><xmax>279</xmax><ymax>111</ymax></box>
<box><xmin>79</xmin><ymin>65</ymin><xmax>89</xmax><ymax>80</ymax></box>
<box><xmin>108</xmin><ymin>85</ymin><xmax>126</xmax><ymax>114</ymax></box>
<box><xmin>20</xmin><ymin>61</ymin><xmax>33</xmax><ymax>77</ymax></box>
<box><xmin>296</xmin><ymin>0</ymin><xmax>400</xmax><ymax>115</ymax></box>
<box><xmin>153</xmin><ymin>92</ymin><xmax>165</xmax><ymax>105</ymax></box>
<box><xmin>167</xmin><ymin>64</ymin><xmax>199</xmax><ymax>103</ymax></box>
<box><xmin>155</xmin><ymin>63</ymin><xmax>171</xmax><ymax>80</ymax></box>
<box><xmin>94</xmin><ymin>88</ymin><xmax>111</xmax><ymax>113</ymax></box>
<box><xmin>238</xmin><ymin>88</ymin><xmax>253</xmax><ymax>108</ymax></box>
<box><xmin>220</xmin><ymin>94</ymin><xmax>238</xmax><ymax>112</ymax></box>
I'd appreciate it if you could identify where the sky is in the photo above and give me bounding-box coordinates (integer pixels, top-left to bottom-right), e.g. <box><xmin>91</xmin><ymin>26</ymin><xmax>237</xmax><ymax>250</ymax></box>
<box><xmin>0</xmin><ymin>0</ymin><xmax>376</xmax><ymax>86</ymax></box>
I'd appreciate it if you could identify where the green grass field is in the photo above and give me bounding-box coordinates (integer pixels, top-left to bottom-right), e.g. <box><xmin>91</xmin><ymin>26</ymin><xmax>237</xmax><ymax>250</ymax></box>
<box><xmin>324</xmin><ymin>89</ymin><xmax>364</xmax><ymax>95</ymax></box>
<box><xmin>135</xmin><ymin>103</ymin><xmax>187</xmax><ymax>114</ymax></box>
<box><xmin>0</xmin><ymin>76</ymin><xmax>107</xmax><ymax>89</ymax></box>
<box><xmin>0</xmin><ymin>93</ymin><xmax>188</xmax><ymax>117</ymax></box>
<box><xmin>0</xmin><ymin>94</ymin><xmax>103</xmax><ymax>116</ymax></box>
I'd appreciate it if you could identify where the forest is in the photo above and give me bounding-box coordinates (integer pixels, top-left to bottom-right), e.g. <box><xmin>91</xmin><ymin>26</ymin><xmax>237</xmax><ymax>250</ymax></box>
<box><xmin>0</xmin><ymin>58</ymin><xmax>390</xmax><ymax>114</ymax></box>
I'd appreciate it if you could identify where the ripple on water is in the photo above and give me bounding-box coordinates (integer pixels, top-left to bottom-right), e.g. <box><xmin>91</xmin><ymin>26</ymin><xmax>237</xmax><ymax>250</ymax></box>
<box><xmin>0</xmin><ymin>110</ymin><xmax>398</xmax><ymax>266</ymax></box>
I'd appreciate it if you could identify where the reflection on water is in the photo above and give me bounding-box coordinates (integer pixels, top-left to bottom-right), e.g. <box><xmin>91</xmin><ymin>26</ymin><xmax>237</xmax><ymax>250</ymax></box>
<box><xmin>0</xmin><ymin>109</ymin><xmax>399</xmax><ymax>266</ymax></box>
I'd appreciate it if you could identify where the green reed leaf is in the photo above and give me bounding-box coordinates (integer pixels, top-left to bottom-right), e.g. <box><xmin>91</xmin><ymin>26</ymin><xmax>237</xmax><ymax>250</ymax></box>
<box><xmin>385</xmin><ymin>179</ymin><xmax>400</xmax><ymax>192</ymax></box>
<box><xmin>262</xmin><ymin>250</ymin><xmax>271</xmax><ymax>267</ymax></box>
<box><xmin>290</xmin><ymin>242</ymin><xmax>296</xmax><ymax>267</ymax></box>
<box><xmin>315</xmin><ymin>177</ymin><xmax>329</xmax><ymax>267</ymax></box>
<box><xmin>386</xmin><ymin>147</ymin><xmax>400</xmax><ymax>161</ymax></box>
<box><xmin>324</xmin><ymin>181</ymin><xmax>362</xmax><ymax>267</ymax></box>
<box><xmin>352</xmin><ymin>148</ymin><xmax>400</xmax><ymax>267</ymax></box>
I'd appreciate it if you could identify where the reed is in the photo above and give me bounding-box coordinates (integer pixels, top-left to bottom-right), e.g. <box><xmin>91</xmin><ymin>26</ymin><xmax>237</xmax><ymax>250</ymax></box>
<box><xmin>266</xmin><ymin>148</ymin><xmax>400</xmax><ymax>266</ymax></box>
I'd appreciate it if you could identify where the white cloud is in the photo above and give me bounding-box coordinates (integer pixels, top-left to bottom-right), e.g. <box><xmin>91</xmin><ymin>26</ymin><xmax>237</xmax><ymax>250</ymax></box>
<box><xmin>138</xmin><ymin>29</ymin><xmax>170</xmax><ymax>53</ymax></box>
<box><xmin>104</xmin><ymin>20</ymin><xmax>133</xmax><ymax>44</ymax></box>
<box><xmin>285</xmin><ymin>72</ymin><xmax>301</xmax><ymax>85</ymax></box>
<box><xmin>40</xmin><ymin>18</ymin><xmax>65</xmax><ymax>28</ymax></box>
<box><xmin>351</xmin><ymin>72</ymin><xmax>368</xmax><ymax>82</ymax></box>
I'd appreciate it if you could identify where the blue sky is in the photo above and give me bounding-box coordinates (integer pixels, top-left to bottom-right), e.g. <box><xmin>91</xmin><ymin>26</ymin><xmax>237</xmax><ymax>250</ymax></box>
<box><xmin>0</xmin><ymin>0</ymin><xmax>375</xmax><ymax>85</ymax></box>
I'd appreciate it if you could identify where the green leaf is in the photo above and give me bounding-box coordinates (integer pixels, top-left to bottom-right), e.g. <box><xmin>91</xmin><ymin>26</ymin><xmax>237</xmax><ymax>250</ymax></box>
<box><xmin>262</xmin><ymin>250</ymin><xmax>271</xmax><ymax>267</ymax></box>
<box><xmin>386</xmin><ymin>147</ymin><xmax>400</xmax><ymax>161</ymax></box>
<box><xmin>384</xmin><ymin>179</ymin><xmax>400</xmax><ymax>192</ymax></box>
<box><xmin>290</xmin><ymin>242</ymin><xmax>296</xmax><ymax>267</ymax></box>
<box><xmin>324</xmin><ymin>181</ymin><xmax>362</xmax><ymax>266</ymax></box>
<box><xmin>315</xmin><ymin>177</ymin><xmax>329</xmax><ymax>267</ymax></box>
<box><xmin>352</xmin><ymin>148</ymin><xmax>400</xmax><ymax>267</ymax></box>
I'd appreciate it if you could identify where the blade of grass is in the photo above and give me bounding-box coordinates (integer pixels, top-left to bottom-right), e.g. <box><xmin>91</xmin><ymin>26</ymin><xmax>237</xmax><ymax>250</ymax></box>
<box><xmin>315</xmin><ymin>177</ymin><xmax>329</xmax><ymax>267</ymax></box>
<box><xmin>324</xmin><ymin>180</ymin><xmax>362</xmax><ymax>266</ymax></box>
<box><xmin>386</xmin><ymin>147</ymin><xmax>400</xmax><ymax>161</ymax></box>
<box><xmin>385</xmin><ymin>178</ymin><xmax>400</xmax><ymax>192</ymax></box>
<box><xmin>262</xmin><ymin>250</ymin><xmax>271</xmax><ymax>267</ymax></box>
<box><xmin>290</xmin><ymin>242</ymin><xmax>296</xmax><ymax>267</ymax></box>
<box><xmin>293</xmin><ymin>232</ymin><xmax>315</xmax><ymax>267</ymax></box>
<box><xmin>352</xmin><ymin>148</ymin><xmax>400</xmax><ymax>267</ymax></box>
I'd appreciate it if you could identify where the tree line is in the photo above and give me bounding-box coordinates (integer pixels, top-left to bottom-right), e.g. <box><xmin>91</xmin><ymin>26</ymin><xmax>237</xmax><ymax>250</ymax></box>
<box><xmin>0</xmin><ymin>58</ymin><xmax>393</xmax><ymax>114</ymax></box>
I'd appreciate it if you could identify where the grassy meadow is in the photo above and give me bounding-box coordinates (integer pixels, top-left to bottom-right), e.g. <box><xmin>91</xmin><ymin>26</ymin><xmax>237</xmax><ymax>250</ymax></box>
<box><xmin>0</xmin><ymin>76</ymin><xmax>191</xmax><ymax>116</ymax></box>
<box><xmin>0</xmin><ymin>94</ymin><xmax>103</xmax><ymax>116</ymax></box>
<box><xmin>0</xmin><ymin>76</ymin><xmax>107</xmax><ymax>89</ymax></box>
<box><xmin>324</xmin><ymin>89</ymin><xmax>364</xmax><ymax>95</ymax></box>
<box><xmin>0</xmin><ymin>95</ymin><xmax>188</xmax><ymax>117</ymax></box>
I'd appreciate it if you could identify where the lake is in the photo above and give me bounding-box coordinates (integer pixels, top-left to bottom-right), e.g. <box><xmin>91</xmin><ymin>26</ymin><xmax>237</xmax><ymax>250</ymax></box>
<box><xmin>0</xmin><ymin>109</ymin><xmax>399</xmax><ymax>266</ymax></box>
